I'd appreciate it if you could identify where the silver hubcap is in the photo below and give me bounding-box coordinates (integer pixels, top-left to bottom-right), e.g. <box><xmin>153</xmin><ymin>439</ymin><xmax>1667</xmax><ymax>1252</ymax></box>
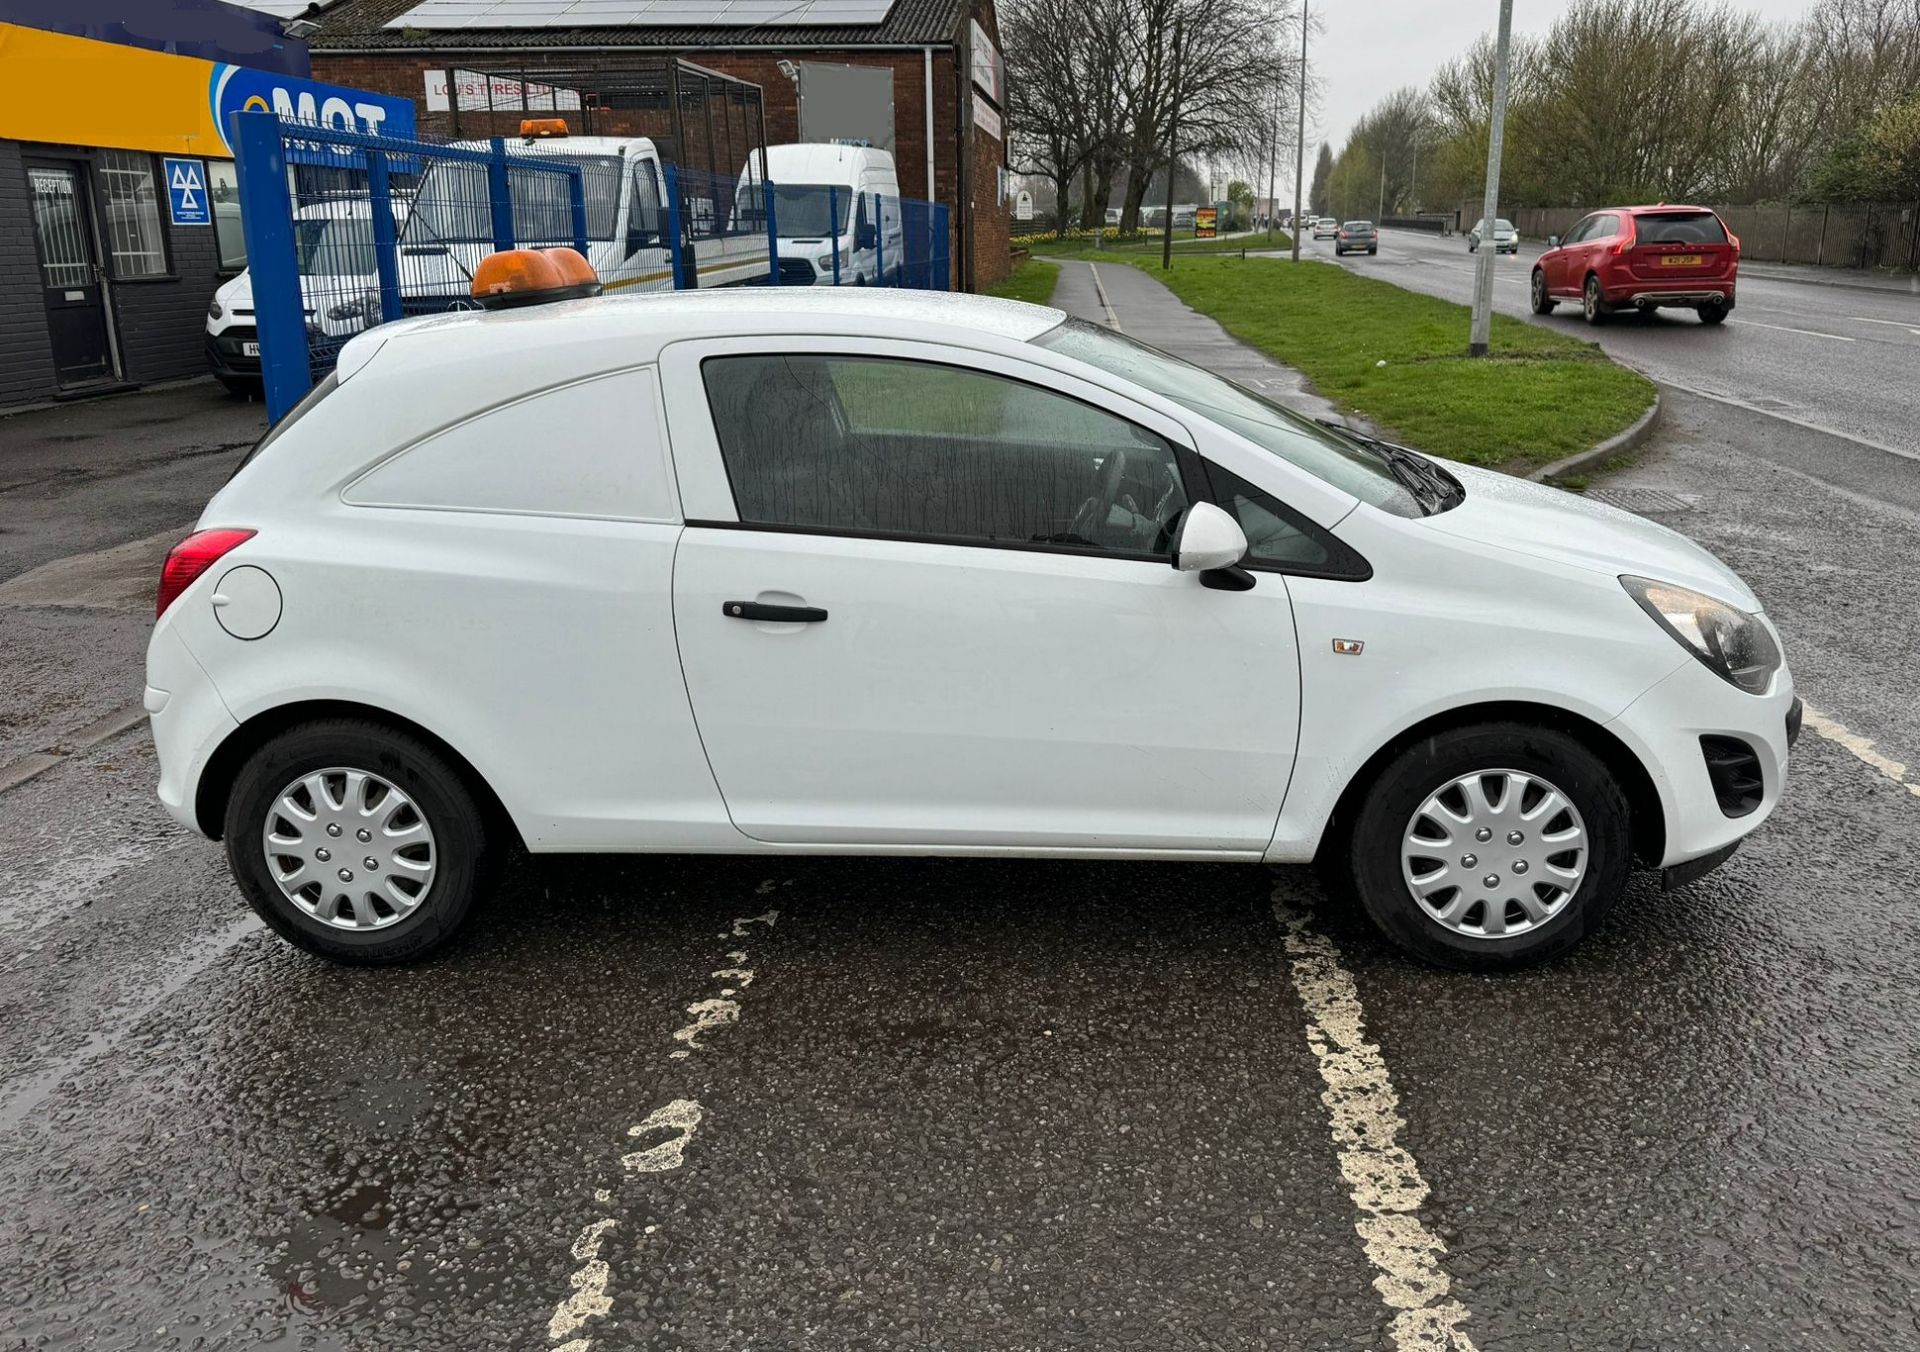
<box><xmin>1585</xmin><ymin>281</ymin><xmax>1598</xmax><ymax>316</ymax></box>
<box><xmin>263</xmin><ymin>768</ymin><xmax>436</xmax><ymax>930</ymax></box>
<box><xmin>1400</xmin><ymin>769</ymin><xmax>1588</xmax><ymax>940</ymax></box>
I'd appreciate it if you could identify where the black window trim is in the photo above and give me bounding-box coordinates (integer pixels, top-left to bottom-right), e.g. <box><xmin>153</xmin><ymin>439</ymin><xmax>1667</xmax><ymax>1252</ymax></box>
<box><xmin>1197</xmin><ymin>458</ymin><xmax>1373</xmax><ymax>583</ymax></box>
<box><xmin>697</xmin><ymin>350</ymin><xmax>1197</xmax><ymax>567</ymax></box>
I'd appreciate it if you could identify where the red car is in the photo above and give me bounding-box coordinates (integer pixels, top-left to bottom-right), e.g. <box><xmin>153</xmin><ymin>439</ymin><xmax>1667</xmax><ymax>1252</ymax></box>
<box><xmin>1531</xmin><ymin>205</ymin><xmax>1739</xmax><ymax>326</ymax></box>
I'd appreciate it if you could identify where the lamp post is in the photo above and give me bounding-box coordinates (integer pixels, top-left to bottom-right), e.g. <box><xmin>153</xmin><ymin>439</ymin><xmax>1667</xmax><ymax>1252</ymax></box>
<box><xmin>1290</xmin><ymin>0</ymin><xmax>1307</xmax><ymax>262</ymax></box>
<box><xmin>1469</xmin><ymin>0</ymin><xmax>1513</xmax><ymax>357</ymax></box>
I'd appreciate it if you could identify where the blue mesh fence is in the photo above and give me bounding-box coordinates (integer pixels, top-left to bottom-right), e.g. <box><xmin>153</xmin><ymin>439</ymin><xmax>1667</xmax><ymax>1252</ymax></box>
<box><xmin>233</xmin><ymin>111</ymin><xmax>955</xmax><ymax>422</ymax></box>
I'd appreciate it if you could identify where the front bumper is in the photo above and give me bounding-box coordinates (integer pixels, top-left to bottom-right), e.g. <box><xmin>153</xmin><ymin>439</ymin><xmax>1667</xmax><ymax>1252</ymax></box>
<box><xmin>1606</xmin><ymin>654</ymin><xmax>1795</xmax><ymax>870</ymax></box>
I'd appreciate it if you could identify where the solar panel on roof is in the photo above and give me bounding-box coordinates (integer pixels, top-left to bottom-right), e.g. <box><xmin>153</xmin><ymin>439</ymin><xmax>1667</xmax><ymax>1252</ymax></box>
<box><xmin>385</xmin><ymin>0</ymin><xmax>896</xmax><ymax>28</ymax></box>
<box><xmin>226</xmin><ymin>0</ymin><xmax>327</xmax><ymax>16</ymax></box>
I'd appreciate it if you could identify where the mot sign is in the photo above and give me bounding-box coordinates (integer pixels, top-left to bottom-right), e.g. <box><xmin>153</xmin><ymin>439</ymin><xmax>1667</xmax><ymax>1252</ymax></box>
<box><xmin>163</xmin><ymin>158</ymin><xmax>210</xmax><ymax>226</ymax></box>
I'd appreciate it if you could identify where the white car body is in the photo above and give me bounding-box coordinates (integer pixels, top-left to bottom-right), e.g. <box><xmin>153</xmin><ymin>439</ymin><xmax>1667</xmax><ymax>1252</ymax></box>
<box><xmin>150</xmin><ymin>289</ymin><xmax>1794</xmax><ymax>966</ymax></box>
<box><xmin>747</xmin><ymin>143</ymin><xmax>903</xmax><ymax>285</ymax></box>
<box><xmin>1312</xmin><ymin>218</ymin><xmax>1340</xmax><ymax>239</ymax></box>
<box><xmin>396</xmin><ymin>134</ymin><xmax>766</xmax><ymax>306</ymax></box>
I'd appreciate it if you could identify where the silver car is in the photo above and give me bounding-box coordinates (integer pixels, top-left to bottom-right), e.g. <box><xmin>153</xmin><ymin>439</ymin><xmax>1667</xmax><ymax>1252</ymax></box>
<box><xmin>1469</xmin><ymin>217</ymin><xmax>1520</xmax><ymax>254</ymax></box>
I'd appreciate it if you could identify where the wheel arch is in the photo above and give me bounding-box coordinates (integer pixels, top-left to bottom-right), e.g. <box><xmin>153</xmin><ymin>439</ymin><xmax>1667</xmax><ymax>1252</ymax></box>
<box><xmin>1314</xmin><ymin>699</ymin><xmax>1665</xmax><ymax>869</ymax></box>
<box><xmin>194</xmin><ymin>699</ymin><xmax>522</xmax><ymax>848</ymax></box>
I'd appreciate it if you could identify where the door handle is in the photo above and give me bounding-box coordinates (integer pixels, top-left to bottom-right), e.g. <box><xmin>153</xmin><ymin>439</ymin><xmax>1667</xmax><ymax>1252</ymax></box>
<box><xmin>723</xmin><ymin>600</ymin><xmax>828</xmax><ymax>623</ymax></box>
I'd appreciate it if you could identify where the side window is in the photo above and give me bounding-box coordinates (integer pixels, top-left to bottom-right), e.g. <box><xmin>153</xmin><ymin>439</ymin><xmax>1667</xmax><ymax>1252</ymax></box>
<box><xmin>701</xmin><ymin>354</ymin><xmax>1189</xmax><ymax>559</ymax></box>
<box><xmin>1562</xmin><ymin>216</ymin><xmax>1592</xmax><ymax>245</ymax></box>
<box><xmin>207</xmin><ymin>161</ymin><xmax>246</xmax><ymax>271</ymax></box>
<box><xmin>344</xmin><ymin>369</ymin><xmax>677</xmax><ymax>522</ymax></box>
<box><xmin>1206</xmin><ymin>464</ymin><xmax>1370</xmax><ymax>580</ymax></box>
<box><xmin>629</xmin><ymin>160</ymin><xmax>663</xmax><ymax>247</ymax></box>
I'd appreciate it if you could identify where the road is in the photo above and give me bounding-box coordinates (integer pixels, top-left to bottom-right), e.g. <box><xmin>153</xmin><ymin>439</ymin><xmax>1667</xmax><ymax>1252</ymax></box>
<box><xmin>4</xmin><ymin>341</ymin><xmax>1920</xmax><ymax>1349</ymax></box>
<box><xmin>1304</xmin><ymin>226</ymin><xmax>1920</xmax><ymax>464</ymax></box>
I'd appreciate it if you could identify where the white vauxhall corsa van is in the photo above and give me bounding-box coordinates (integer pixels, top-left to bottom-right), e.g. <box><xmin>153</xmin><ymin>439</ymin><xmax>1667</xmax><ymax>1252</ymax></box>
<box><xmin>748</xmin><ymin>143</ymin><xmax>904</xmax><ymax>285</ymax></box>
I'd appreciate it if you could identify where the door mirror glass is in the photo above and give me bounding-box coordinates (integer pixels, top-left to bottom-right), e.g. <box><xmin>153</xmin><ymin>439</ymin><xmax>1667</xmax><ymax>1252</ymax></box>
<box><xmin>1547</xmin><ymin>234</ymin><xmax>1561</xmax><ymax>248</ymax></box>
<box><xmin>1171</xmin><ymin>501</ymin><xmax>1249</xmax><ymax>574</ymax></box>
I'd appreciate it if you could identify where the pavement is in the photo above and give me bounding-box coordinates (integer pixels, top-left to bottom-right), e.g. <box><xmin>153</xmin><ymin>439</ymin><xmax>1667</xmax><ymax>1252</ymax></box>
<box><xmin>5</xmin><ymin>313</ymin><xmax>1920</xmax><ymax>1350</ymax></box>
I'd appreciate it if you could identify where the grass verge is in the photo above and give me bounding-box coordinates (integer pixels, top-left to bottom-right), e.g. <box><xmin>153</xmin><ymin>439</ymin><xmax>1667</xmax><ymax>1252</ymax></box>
<box><xmin>983</xmin><ymin>256</ymin><xmax>1061</xmax><ymax>306</ymax></box>
<box><xmin>1027</xmin><ymin>232</ymin><xmax>1291</xmax><ymax>260</ymax></box>
<box><xmin>1107</xmin><ymin>254</ymin><xmax>1654</xmax><ymax>472</ymax></box>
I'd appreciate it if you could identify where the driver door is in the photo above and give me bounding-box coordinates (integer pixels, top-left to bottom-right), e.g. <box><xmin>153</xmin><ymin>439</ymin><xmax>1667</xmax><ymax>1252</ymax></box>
<box><xmin>662</xmin><ymin>339</ymin><xmax>1302</xmax><ymax>853</ymax></box>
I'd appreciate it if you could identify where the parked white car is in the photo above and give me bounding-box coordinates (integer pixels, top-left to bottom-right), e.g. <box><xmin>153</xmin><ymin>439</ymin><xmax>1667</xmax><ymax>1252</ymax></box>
<box><xmin>205</xmin><ymin>198</ymin><xmax>410</xmax><ymax>394</ymax></box>
<box><xmin>149</xmin><ymin>286</ymin><xmax>1796</xmax><ymax>969</ymax></box>
<box><xmin>747</xmin><ymin>143</ymin><xmax>903</xmax><ymax>285</ymax></box>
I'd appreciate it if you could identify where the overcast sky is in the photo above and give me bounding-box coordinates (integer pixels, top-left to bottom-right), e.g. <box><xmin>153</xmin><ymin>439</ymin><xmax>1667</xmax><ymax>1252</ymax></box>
<box><xmin>1312</xmin><ymin>0</ymin><xmax>1819</xmax><ymax>154</ymax></box>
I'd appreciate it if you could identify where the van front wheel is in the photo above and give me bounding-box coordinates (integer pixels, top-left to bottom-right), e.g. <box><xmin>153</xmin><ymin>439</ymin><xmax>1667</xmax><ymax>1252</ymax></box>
<box><xmin>1343</xmin><ymin>723</ymin><xmax>1632</xmax><ymax>970</ymax></box>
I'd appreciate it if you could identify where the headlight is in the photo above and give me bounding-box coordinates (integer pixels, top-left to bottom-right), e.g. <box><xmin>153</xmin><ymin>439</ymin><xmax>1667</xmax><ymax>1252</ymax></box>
<box><xmin>207</xmin><ymin>299</ymin><xmax>223</xmax><ymax>320</ymax></box>
<box><xmin>326</xmin><ymin>296</ymin><xmax>369</xmax><ymax>322</ymax></box>
<box><xmin>1620</xmin><ymin>575</ymin><xmax>1781</xmax><ymax>694</ymax></box>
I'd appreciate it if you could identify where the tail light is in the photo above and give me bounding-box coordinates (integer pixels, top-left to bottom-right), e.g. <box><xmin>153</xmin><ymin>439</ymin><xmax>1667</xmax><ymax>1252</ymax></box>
<box><xmin>157</xmin><ymin>528</ymin><xmax>255</xmax><ymax>618</ymax></box>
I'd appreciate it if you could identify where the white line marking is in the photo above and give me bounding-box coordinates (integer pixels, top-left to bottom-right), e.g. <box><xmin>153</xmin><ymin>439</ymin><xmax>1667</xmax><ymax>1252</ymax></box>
<box><xmin>1272</xmin><ymin>892</ymin><xmax>1480</xmax><ymax>1351</ymax></box>
<box><xmin>1801</xmin><ymin>703</ymin><xmax>1920</xmax><ymax>798</ymax></box>
<box><xmin>1848</xmin><ymin>316</ymin><xmax>1920</xmax><ymax>336</ymax></box>
<box><xmin>623</xmin><ymin>1097</ymin><xmax>706</xmax><ymax>1173</ymax></box>
<box><xmin>544</xmin><ymin>889</ymin><xmax>784</xmax><ymax>1347</ymax></box>
<box><xmin>671</xmin><ymin>997</ymin><xmax>741</xmax><ymax>1051</ymax></box>
<box><xmin>1087</xmin><ymin>263</ymin><xmax>1124</xmax><ymax>332</ymax></box>
<box><xmin>1727</xmin><ymin>317</ymin><xmax>1855</xmax><ymax>341</ymax></box>
<box><xmin>547</xmin><ymin>1219</ymin><xmax>619</xmax><ymax>1342</ymax></box>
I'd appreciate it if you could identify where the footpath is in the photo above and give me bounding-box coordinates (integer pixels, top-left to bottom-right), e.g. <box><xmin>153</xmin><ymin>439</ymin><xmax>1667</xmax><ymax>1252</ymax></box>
<box><xmin>1048</xmin><ymin>258</ymin><xmax>1347</xmax><ymax>425</ymax></box>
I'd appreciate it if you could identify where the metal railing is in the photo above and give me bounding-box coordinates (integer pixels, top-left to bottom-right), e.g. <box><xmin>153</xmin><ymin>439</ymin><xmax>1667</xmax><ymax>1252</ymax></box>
<box><xmin>232</xmin><ymin>112</ymin><xmax>955</xmax><ymax>422</ymax></box>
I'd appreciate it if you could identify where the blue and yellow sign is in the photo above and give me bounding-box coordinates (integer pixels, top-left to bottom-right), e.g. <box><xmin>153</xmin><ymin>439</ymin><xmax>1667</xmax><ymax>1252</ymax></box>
<box><xmin>0</xmin><ymin>23</ymin><xmax>413</xmax><ymax>160</ymax></box>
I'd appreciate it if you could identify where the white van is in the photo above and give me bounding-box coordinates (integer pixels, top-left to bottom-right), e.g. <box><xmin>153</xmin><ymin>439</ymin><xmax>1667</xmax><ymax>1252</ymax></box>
<box><xmin>206</xmin><ymin>197</ymin><xmax>412</xmax><ymax>394</ymax></box>
<box><xmin>747</xmin><ymin>143</ymin><xmax>903</xmax><ymax>285</ymax></box>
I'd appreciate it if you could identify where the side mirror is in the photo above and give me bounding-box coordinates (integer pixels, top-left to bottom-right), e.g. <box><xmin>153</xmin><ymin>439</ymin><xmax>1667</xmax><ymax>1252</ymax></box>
<box><xmin>856</xmin><ymin>222</ymin><xmax>878</xmax><ymax>250</ymax></box>
<box><xmin>1172</xmin><ymin>501</ymin><xmax>1249</xmax><ymax>574</ymax></box>
<box><xmin>628</xmin><ymin>214</ymin><xmax>660</xmax><ymax>254</ymax></box>
<box><xmin>1546</xmin><ymin>234</ymin><xmax>1561</xmax><ymax>248</ymax></box>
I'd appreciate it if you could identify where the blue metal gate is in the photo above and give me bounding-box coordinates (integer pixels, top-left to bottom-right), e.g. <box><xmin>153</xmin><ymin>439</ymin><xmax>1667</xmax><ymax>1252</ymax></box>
<box><xmin>231</xmin><ymin>111</ymin><xmax>955</xmax><ymax>423</ymax></box>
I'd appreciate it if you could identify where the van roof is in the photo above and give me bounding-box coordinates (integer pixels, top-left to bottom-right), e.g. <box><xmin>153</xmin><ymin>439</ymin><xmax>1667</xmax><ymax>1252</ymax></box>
<box><xmin>761</xmin><ymin>142</ymin><xmax>897</xmax><ymax>183</ymax></box>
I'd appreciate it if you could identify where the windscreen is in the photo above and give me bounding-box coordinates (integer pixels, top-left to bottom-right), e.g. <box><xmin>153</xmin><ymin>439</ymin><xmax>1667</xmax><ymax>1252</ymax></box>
<box><xmin>772</xmin><ymin>184</ymin><xmax>852</xmax><ymax>238</ymax></box>
<box><xmin>1634</xmin><ymin>211</ymin><xmax>1727</xmax><ymax>245</ymax></box>
<box><xmin>1343</xmin><ymin>221</ymin><xmax>1372</xmax><ymax>230</ymax></box>
<box><xmin>406</xmin><ymin>156</ymin><xmax>622</xmax><ymax>245</ymax></box>
<box><xmin>1034</xmin><ymin>318</ymin><xmax>1422</xmax><ymax>518</ymax></box>
<box><xmin>295</xmin><ymin>218</ymin><xmax>375</xmax><ymax>276</ymax></box>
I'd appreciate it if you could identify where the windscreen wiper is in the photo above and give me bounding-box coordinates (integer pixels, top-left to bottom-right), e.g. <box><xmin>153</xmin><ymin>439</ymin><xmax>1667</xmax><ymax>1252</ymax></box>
<box><xmin>1316</xmin><ymin>418</ymin><xmax>1461</xmax><ymax>511</ymax></box>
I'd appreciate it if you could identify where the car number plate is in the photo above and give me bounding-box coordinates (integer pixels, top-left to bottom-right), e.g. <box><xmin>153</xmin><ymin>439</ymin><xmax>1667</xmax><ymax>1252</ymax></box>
<box><xmin>241</xmin><ymin>341</ymin><xmax>260</xmax><ymax>357</ymax></box>
<box><xmin>1660</xmin><ymin>255</ymin><xmax>1703</xmax><ymax>266</ymax></box>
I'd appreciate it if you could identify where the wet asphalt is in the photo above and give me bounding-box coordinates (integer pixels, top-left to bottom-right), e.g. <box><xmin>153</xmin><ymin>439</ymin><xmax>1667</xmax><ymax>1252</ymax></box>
<box><xmin>4</xmin><ymin>318</ymin><xmax>1920</xmax><ymax>1349</ymax></box>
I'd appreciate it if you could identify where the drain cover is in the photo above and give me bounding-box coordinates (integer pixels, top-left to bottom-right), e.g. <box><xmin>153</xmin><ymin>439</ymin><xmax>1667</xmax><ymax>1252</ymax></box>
<box><xmin>1587</xmin><ymin>487</ymin><xmax>1697</xmax><ymax>514</ymax></box>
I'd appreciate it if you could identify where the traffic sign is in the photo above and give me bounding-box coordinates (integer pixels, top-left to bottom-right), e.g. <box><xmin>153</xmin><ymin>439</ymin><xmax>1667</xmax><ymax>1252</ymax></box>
<box><xmin>164</xmin><ymin>158</ymin><xmax>210</xmax><ymax>226</ymax></box>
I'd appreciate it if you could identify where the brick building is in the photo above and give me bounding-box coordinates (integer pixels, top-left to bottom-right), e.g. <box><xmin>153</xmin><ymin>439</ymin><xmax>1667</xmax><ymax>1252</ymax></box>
<box><xmin>304</xmin><ymin>0</ymin><xmax>1011</xmax><ymax>290</ymax></box>
<box><xmin>0</xmin><ymin>6</ymin><xmax>408</xmax><ymax>410</ymax></box>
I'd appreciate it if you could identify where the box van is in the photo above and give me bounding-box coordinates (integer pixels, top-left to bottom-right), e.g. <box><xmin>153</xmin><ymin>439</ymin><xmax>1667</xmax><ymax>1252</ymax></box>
<box><xmin>397</xmin><ymin>124</ymin><xmax>769</xmax><ymax>308</ymax></box>
<box><xmin>747</xmin><ymin>143</ymin><xmax>903</xmax><ymax>285</ymax></box>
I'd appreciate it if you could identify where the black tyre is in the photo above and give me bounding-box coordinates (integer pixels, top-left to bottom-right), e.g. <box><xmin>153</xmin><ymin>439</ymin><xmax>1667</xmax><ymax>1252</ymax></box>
<box><xmin>1697</xmin><ymin>302</ymin><xmax>1729</xmax><ymax>325</ymax></box>
<box><xmin>224</xmin><ymin>718</ymin><xmax>496</xmax><ymax>964</ymax></box>
<box><xmin>1530</xmin><ymin>268</ymin><xmax>1557</xmax><ymax>314</ymax></box>
<box><xmin>216</xmin><ymin>376</ymin><xmax>262</xmax><ymax>399</ymax></box>
<box><xmin>1583</xmin><ymin>273</ymin><xmax>1608</xmax><ymax>325</ymax></box>
<box><xmin>1341</xmin><ymin>723</ymin><xmax>1631</xmax><ymax>970</ymax></box>
<box><xmin>1368</xmin><ymin>246</ymin><xmax>1377</xmax><ymax>254</ymax></box>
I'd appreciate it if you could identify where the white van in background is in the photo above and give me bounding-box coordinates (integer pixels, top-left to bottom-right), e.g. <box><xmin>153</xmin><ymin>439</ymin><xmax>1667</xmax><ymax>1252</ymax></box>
<box><xmin>748</xmin><ymin>143</ymin><xmax>903</xmax><ymax>285</ymax></box>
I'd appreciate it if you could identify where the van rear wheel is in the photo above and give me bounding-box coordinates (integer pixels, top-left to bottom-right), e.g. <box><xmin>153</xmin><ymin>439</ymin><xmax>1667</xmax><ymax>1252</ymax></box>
<box><xmin>224</xmin><ymin>719</ymin><xmax>495</xmax><ymax>964</ymax></box>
